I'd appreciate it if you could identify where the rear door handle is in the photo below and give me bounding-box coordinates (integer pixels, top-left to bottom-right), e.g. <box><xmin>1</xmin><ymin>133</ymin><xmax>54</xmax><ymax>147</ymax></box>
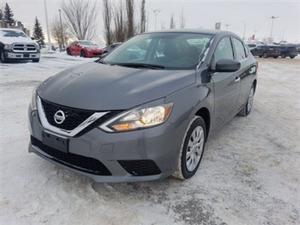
<box><xmin>234</xmin><ymin>77</ymin><xmax>241</xmax><ymax>82</ymax></box>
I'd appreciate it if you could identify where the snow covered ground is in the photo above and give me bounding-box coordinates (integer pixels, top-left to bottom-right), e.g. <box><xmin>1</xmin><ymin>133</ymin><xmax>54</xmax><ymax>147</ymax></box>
<box><xmin>0</xmin><ymin>53</ymin><xmax>299</xmax><ymax>225</ymax></box>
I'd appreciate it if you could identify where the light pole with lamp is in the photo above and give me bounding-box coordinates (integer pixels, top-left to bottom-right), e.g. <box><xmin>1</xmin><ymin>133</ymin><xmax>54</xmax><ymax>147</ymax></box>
<box><xmin>58</xmin><ymin>9</ymin><xmax>65</xmax><ymax>51</ymax></box>
<box><xmin>153</xmin><ymin>9</ymin><xmax>161</xmax><ymax>31</ymax></box>
<box><xmin>269</xmin><ymin>16</ymin><xmax>279</xmax><ymax>40</ymax></box>
<box><xmin>43</xmin><ymin>0</ymin><xmax>52</xmax><ymax>51</ymax></box>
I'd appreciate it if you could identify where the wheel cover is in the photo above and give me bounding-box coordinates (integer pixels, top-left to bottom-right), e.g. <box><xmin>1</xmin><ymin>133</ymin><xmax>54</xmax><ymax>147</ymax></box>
<box><xmin>186</xmin><ymin>126</ymin><xmax>205</xmax><ymax>172</ymax></box>
<box><xmin>247</xmin><ymin>87</ymin><xmax>254</xmax><ymax>113</ymax></box>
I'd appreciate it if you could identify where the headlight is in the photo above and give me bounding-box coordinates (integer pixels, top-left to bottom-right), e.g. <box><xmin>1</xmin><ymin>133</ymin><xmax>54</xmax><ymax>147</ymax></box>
<box><xmin>30</xmin><ymin>88</ymin><xmax>37</xmax><ymax>110</ymax></box>
<box><xmin>4</xmin><ymin>44</ymin><xmax>12</xmax><ymax>50</ymax></box>
<box><xmin>101</xmin><ymin>103</ymin><xmax>173</xmax><ymax>132</ymax></box>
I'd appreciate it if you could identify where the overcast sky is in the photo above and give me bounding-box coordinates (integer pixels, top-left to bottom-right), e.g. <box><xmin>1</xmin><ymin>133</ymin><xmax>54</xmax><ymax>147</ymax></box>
<box><xmin>2</xmin><ymin>0</ymin><xmax>300</xmax><ymax>43</ymax></box>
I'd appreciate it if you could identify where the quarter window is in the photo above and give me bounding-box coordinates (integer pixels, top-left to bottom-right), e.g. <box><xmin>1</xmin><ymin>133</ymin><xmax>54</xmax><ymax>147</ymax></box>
<box><xmin>232</xmin><ymin>38</ymin><xmax>246</xmax><ymax>60</ymax></box>
<box><xmin>214</xmin><ymin>37</ymin><xmax>234</xmax><ymax>62</ymax></box>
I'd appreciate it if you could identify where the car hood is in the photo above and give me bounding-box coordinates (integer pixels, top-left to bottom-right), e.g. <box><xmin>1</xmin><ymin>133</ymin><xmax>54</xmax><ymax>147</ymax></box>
<box><xmin>0</xmin><ymin>36</ymin><xmax>36</xmax><ymax>45</ymax></box>
<box><xmin>38</xmin><ymin>62</ymin><xmax>195</xmax><ymax>110</ymax></box>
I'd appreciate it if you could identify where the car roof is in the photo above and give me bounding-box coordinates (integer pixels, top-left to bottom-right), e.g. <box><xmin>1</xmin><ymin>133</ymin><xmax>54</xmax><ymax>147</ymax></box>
<box><xmin>144</xmin><ymin>29</ymin><xmax>235</xmax><ymax>37</ymax></box>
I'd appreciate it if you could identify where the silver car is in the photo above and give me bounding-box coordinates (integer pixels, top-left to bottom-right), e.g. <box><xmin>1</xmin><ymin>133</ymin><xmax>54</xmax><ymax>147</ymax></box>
<box><xmin>28</xmin><ymin>30</ymin><xmax>257</xmax><ymax>182</ymax></box>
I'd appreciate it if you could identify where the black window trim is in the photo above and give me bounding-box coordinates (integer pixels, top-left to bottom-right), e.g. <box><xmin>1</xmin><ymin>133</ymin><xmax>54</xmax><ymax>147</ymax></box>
<box><xmin>231</xmin><ymin>37</ymin><xmax>248</xmax><ymax>61</ymax></box>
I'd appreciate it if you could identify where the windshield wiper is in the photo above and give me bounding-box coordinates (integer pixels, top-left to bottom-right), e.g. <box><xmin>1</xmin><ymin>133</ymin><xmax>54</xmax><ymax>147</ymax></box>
<box><xmin>112</xmin><ymin>63</ymin><xmax>165</xmax><ymax>69</ymax></box>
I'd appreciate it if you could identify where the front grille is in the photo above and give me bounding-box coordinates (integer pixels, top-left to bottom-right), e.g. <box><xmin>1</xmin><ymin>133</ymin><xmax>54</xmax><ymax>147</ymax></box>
<box><xmin>118</xmin><ymin>160</ymin><xmax>161</xmax><ymax>176</ymax></box>
<box><xmin>12</xmin><ymin>43</ymin><xmax>37</xmax><ymax>52</ymax></box>
<box><xmin>31</xmin><ymin>136</ymin><xmax>111</xmax><ymax>175</ymax></box>
<box><xmin>41</xmin><ymin>99</ymin><xmax>94</xmax><ymax>130</ymax></box>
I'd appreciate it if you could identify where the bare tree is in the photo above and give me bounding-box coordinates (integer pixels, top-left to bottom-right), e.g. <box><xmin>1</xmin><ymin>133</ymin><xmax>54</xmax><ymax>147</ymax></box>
<box><xmin>112</xmin><ymin>0</ymin><xmax>126</xmax><ymax>42</ymax></box>
<box><xmin>51</xmin><ymin>18</ymin><xmax>70</xmax><ymax>50</ymax></box>
<box><xmin>140</xmin><ymin>0</ymin><xmax>146</xmax><ymax>33</ymax></box>
<box><xmin>62</xmin><ymin>0</ymin><xmax>97</xmax><ymax>40</ymax></box>
<box><xmin>170</xmin><ymin>14</ymin><xmax>176</xmax><ymax>29</ymax></box>
<box><xmin>103</xmin><ymin>0</ymin><xmax>113</xmax><ymax>45</ymax></box>
<box><xmin>126</xmin><ymin>0</ymin><xmax>134</xmax><ymax>38</ymax></box>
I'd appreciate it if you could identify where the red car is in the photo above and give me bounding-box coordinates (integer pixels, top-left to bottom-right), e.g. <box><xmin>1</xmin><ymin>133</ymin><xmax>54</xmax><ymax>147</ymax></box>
<box><xmin>66</xmin><ymin>40</ymin><xmax>103</xmax><ymax>58</ymax></box>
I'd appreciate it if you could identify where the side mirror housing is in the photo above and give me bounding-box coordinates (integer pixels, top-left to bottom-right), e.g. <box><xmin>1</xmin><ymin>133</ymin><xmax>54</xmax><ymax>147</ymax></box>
<box><xmin>215</xmin><ymin>59</ymin><xmax>241</xmax><ymax>72</ymax></box>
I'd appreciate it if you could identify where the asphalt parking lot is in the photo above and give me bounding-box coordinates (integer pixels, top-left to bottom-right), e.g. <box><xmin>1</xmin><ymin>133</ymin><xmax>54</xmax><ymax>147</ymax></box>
<box><xmin>0</xmin><ymin>54</ymin><xmax>299</xmax><ymax>225</ymax></box>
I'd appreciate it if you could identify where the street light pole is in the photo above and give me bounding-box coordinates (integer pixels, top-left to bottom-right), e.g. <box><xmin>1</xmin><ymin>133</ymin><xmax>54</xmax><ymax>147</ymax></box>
<box><xmin>43</xmin><ymin>0</ymin><xmax>51</xmax><ymax>50</ymax></box>
<box><xmin>153</xmin><ymin>9</ymin><xmax>160</xmax><ymax>31</ymax></box>
<box><xmin>59</xmin><ymin>9</ymin><xmax>65</xmax><ymax>51</ymax></box>
<box><xmin>242</xmin><ymin>21</ymin><xmax>247</xmax><ymax>40</ymax></box>
<box><xmin>270</xmin><ymin>16</ymin><xmax>279</xmax><ymax>39</ymax></box>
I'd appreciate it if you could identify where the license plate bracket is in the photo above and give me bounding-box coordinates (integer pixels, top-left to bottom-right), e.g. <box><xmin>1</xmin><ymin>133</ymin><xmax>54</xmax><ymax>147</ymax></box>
<box><xmin>42</xmin><ymin>132</ymin><xmax>69</xmax><ymax>153</ymax></box>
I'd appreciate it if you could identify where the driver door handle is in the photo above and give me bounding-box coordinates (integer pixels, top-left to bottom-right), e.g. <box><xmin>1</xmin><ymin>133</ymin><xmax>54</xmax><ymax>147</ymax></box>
<box><xmin>234</xmin><ymin>77</ymin><xmax>241</xmax><ymax>82</ymax></box>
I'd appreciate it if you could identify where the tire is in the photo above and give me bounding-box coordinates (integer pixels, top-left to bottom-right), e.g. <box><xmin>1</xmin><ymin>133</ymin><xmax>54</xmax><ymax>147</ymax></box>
<box><xmin>80</xmin><ymin>50</ymin><xmax>86</xmax><ymax>58</ymax></box>
<box><xmin>66</xmin><ymin>48</ymin><xmax>71</xmax><ymax>55</ymax></box>
<box><xmin>173</xmin><ymin>116</ymin><xmax>207</xmax><ymax>180</ymax></box>
<box><xmin>32</xmin><ymin>58</ymin><xmax>40</xmax><ymax>63</ymax></box>
<box><xmin>259</xmin><ymin>55</ymin><xmax>262</xmax><ymax>58</ymax></box>
<box><xmin>0</xmin><ymin>50</ymin><xmax>8</xmax><ymax>63</ymax></box>
<box><xmin>238</xmin><ymin>85</ymin><xmax>255</xmax><ymax>116</ymax></box>
<box><xmin>290</xmin><ymin>56</ymin><xmax>295</xmax><ymax>59</ymax></box>
<box><xmin>273</xmin><ymin>56</ymin><xmax>278</xmax><ymax>59</ymax></box>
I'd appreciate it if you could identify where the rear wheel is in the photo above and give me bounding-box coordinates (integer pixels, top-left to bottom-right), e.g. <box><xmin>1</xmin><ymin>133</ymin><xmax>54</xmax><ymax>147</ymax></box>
<box><xmin>273</xmin><ymin>56</ymin><xmax>278</xmax><ymax>58</ymax></box>
<box><xmin>238</xmin><ymin>85</ymin><xmax>255</xmax><ymax>116</ymax></box>
<box><xmin>173</xmin><ymin>116</ymin><xmax>206</xmax><ymax>180</ymax></box>
<box><xmin>80</xmin><ymin>50</ymin><xmax>86</xmax><ymax>58</ymax></box>
<box><xmin>290</xmin><ymin>56</ymin><xmax>295</xmax><ymax>59</ymax></box>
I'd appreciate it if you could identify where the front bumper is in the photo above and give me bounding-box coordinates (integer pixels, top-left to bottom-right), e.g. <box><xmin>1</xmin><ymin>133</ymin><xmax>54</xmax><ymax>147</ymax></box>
<box><xmin>5</xmin><ymin>50</ymin><xmax>40</xmax><ymax>60</ymax></box>
<box><xmin>85</xmin><ymin>50</ymin><xmax>102</xmax><ymax>58</ymax></box>
<box><xmin>28</xmin><ymin>108</ymin><xmax>187</xmax><ymax>182</ymax></box>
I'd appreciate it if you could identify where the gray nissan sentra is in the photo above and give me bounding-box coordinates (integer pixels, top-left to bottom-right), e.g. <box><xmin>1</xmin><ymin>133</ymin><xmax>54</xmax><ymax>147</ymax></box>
<box><xmin>28</xmin><ymin>30</ymin><xmax>257</xmax><ymax>182</ymax></box>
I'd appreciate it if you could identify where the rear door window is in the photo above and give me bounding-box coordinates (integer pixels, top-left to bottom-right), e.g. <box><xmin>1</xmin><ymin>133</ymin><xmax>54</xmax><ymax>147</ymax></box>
<box><xmin>232</xmin><ymin>38</ymin><xmax>247</xmax><ymax>60</ymax></box>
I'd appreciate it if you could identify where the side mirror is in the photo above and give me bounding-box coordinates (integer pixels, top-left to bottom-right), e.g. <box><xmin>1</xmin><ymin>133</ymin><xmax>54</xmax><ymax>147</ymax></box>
<box><xmin>215</xmin><ymin>59</ymin><xmax>241</xmax><ymax>72</ymax></box>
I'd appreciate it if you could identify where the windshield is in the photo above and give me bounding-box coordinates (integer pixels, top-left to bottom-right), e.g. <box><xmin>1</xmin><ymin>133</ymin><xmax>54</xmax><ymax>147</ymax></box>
<box><xmin>79</xmin><ymin>41</ymin><xmax>97</xmax><ymax>46</ymax></box>
<box><xmin>103</xmin><ymin>32</ymin><xmax>213</xmax><ymax>70</ymax></box>
<box><xmin>0</xmin><ymin>30</ymin><xmax>27</xmax><ymax>38</ymax></box>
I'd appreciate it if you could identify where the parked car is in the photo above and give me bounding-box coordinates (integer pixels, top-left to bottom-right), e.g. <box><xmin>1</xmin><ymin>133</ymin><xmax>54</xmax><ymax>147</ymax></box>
<box><xmin>66</xmin><ymin>40</ymin><xmax>103</xmax><ymax>57</ymax></box>
<box><xmin>277</xmin><ymin>45</ymin><xmax>298</xmax><ymax>58</ymax></box>
<box><xmin>296</xmin><ymin>44</ymin><xmax>300</xmax><ymax>53</ymax></box>
<box><xmin>0</xmin><ymin>28</ymin><xmax>40</xmax><ymax>63</ymax></box>
<box><xmin>28</xmin><ymin>30</ymin><xmax>257</xmax><ymax>182</ymax></box>
<box><xmin>102</xmin><ymin>42</ymin><xmax>122</xmax><ymax>55</ymax></box>
<box><xmin>247</xmin><ymin>43</ymin><xmax>257</xmax><ymax>52</ymax></box>
<box><xmin>251</xmin><ymin>45</ymin><xmax>281</xmax><ymax>58</ymax></box>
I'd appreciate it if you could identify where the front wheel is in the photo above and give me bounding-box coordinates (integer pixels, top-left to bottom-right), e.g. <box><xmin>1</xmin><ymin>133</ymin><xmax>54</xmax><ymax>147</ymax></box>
<box><xmin>173</xmin><ymin>116</ymin><xmax>206</xmax><ymax>180</ymax></box>
<box><xmin>238</xmin><ymin>85</ymin><xmax>255</xmax><ymax>116</ymax></box>
<box><xmin>0</xmin><ymin>50</ymin><xmax>8</xmax><ymax>63</ymax></box>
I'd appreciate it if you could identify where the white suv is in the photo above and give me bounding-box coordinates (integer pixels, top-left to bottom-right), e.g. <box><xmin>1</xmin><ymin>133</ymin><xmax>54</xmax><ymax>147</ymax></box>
<box><xmin>0</xmin><ymin>28</ymin><xmax>40</xmax><ymax>63</ymax></box>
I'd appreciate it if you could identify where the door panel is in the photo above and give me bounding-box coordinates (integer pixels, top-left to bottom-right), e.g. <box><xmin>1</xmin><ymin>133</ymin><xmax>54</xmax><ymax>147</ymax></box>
<box><xmin>231</xmin><ymin>38</ymin><xmax>255</xmax><ymax>108</ymax></box>
<box><xmin>211</xmin><ymin>36</ymin><xmax>241</xmax><ymax>129</ymax></box>
<box><xmin>212</xmin><ymin>71</ymin><xmax>241</xmax><ymax>128</ymax></box>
